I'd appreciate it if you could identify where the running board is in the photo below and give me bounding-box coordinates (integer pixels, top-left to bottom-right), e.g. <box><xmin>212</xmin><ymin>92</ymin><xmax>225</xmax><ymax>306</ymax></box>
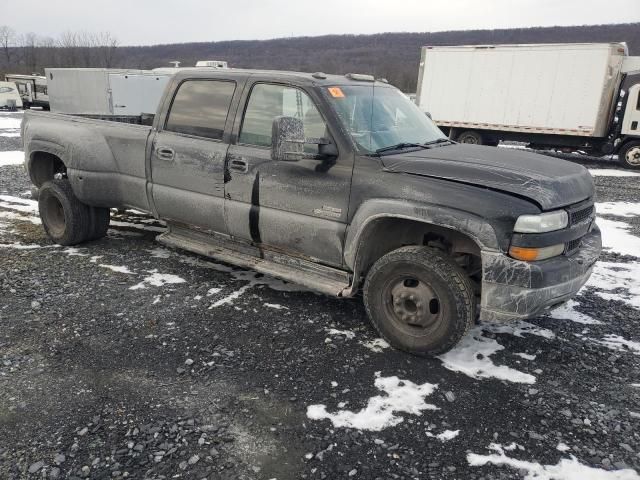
<box><xmin>157</xmin><ymin>224</ymin><xmax>351</xmax><ymax>297</ymax></box>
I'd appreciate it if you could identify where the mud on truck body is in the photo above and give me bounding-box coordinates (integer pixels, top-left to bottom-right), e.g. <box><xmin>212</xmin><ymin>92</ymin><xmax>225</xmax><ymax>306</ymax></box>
<box><xmin>21</xmin><ymin>68</ymin><xmax>602</xmax><ymax>355</ymax></box>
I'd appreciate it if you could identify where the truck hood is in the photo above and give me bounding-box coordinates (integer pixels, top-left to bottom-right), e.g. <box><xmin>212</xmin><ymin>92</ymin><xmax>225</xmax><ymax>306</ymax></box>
<box><xmin>381</xmin><ymin>144</ymin><xmax>594</xmax><ymax>210</ymax></box>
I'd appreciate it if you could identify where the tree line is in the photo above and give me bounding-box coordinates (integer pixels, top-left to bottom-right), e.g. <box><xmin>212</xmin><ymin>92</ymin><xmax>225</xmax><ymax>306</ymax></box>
<box><xmin>0</xmin><ymin>27</ymin><xmax>118</xmax><ymax>75</ymax></box>
<box><xmin>1</xmin><ymin>23</ymin><xmax>639</xmax><ymax>92</ymax></box>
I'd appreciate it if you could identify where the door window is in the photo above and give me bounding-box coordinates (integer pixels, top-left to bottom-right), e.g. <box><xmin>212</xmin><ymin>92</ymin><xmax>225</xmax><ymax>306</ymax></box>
<box><xmin>239</xmin><ymin>83</ymin><xmax>327</xmax><ymax>152</ymax></box>
<box><xmin>165</xmin><ymin>80</ymin><xmax>236</xmax><ymax>140</ymax></box>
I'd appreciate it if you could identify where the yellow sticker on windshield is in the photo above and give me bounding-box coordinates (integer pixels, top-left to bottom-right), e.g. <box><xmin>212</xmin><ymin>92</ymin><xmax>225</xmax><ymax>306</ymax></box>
<box><xmin>328</xmin><ymin>87</ymin><xmax>345</xmax><ymax>98</ymax></box>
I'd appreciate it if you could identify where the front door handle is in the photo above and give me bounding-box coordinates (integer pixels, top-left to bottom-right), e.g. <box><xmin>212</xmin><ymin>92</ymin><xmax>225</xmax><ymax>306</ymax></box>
<box><xmin>228</xmin><ymin>156</ymin><xmax>249</xmax><ymax>173</ymax></box>
<box><xmin>156</xmin><ymin>146</ymin><xmax>175</xmax><ymax>161</ymax></box>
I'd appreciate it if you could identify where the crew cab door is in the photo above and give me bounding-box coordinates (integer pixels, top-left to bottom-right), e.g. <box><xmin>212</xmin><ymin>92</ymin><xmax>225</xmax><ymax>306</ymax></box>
<box><xmin>150</xmin><ymin>78</ymin><xmax>238</xmax><ymax>234</ymax></box>
<box><xmin>224</xmin><ymin>81</ymin><xmax>353</xmax><ymax>267</ymax></box>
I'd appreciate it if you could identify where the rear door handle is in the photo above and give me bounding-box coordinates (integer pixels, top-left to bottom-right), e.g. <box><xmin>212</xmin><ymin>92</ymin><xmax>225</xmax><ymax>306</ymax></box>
<box><xmin>156</xmin><ymin>146</ymin><xmax>175</xmax><ymax>161</ymax></box>
<box><xmin>228</xmin><ymin>156</ymin><xmax>249</xmax><ymax>173</ymax></box>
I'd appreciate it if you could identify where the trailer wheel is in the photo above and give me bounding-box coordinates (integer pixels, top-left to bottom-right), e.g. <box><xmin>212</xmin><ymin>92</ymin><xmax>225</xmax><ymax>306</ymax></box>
<box><xmin>618</xmin><ymin>141</ymin><xmax>640</xmax><ymax>170</ymax></box>
<box><xmin>457</xmin><ymin>130</ymin><xmax>483</xmax><ymax>145</ymax></box>
<box><xmin>363</xmin><ymin>246</ymin><xmax>475</xmax><ymax>356</ymax></box>
<box><xmin>38</xmin><ymin>179</ymin><xmax>91</xmax><ymax>246</ymax></box>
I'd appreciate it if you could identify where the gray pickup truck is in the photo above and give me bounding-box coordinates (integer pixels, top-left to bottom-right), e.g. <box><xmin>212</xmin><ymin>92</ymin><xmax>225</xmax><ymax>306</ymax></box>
<box><xmin>21</xmin><ymin>69</ymin><xmax>602</xmax><ymax>355</ymax></box>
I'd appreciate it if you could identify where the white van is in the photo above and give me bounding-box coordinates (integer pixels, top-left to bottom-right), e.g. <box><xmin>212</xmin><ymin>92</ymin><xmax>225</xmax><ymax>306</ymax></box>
<box><xmin>0</xmin><ymin>81</ymin><xmax>23</xmax><ymax>110</ymax></box>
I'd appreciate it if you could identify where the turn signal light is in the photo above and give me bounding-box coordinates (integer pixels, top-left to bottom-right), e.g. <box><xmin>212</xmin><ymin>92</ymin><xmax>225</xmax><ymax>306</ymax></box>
<box><xmin>508</xmin><ymin>244</ymin><xmax>565</xmax><ymax>261</ymax></box>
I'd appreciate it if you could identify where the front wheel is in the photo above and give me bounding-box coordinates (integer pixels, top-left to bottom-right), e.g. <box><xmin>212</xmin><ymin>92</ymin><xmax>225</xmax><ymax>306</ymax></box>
<box><xmin>363</xmin><ymin>246</ymin><xmax>475</xmax><ymax>356</ymax></box>
<box><xmin>617</xmin><ymin>141</ymin><xmax>640</xmax><ymax>170</ymax></box>
<box><xmin>38</xmin><ymin>179</ymin><xmax>92</xmax><ymax>245</ymax></box>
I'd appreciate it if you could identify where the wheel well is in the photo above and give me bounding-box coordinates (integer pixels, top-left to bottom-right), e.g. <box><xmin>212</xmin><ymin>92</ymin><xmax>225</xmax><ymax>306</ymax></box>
<box><xmin>30</xmin><ymin>152</ymin><xmax>66</xmax><ymax>187</ymax></box>
<box><xmin>355</xmin><ymin>217</ymin><xmax>482</xmax><ymax>285</ymax></box>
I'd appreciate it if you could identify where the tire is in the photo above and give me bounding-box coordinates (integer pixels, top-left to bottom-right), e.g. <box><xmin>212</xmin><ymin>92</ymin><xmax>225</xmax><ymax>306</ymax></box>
<box><xmin>617</xmin><ymin>141</ymin><xmax>640</xmax><ymax>170</ymax></box>
<box><xmin>87</xmin><ymin>207</ymin><xmax>111</xmax><ymax>241</ymax></box>
<box><xmin>363</xmin><ymin>246</ymin><xmax>475</xmax><ymax>356</ymax></box>
<box><xmin>38</xmin><ymin>179</ymin><xmax>91</xmax><ymax>246</ymax></box>
<box><xmin>456</xmin><ymin>130</ymin><xmax>483</xmax><ymax>145</ymax></box>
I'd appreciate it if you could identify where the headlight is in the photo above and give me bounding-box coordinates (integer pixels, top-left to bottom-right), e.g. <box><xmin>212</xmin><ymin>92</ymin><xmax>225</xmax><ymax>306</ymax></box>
<box><xmin>514</xmin><ymin>210</ymin><xmax>568</xmax><ymax>233</ymax></box>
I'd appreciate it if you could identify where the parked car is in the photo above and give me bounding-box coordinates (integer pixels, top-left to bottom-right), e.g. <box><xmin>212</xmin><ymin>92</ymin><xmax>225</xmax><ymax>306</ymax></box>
<box><xmin>416</xmin><ymin>43</ymin><xmax>640</xmax><ymax>168</ymax></box>
<box><xmin>21</xmin><ymin>69</ymin><xmax>601</xmax><ymax>355</ymax></box>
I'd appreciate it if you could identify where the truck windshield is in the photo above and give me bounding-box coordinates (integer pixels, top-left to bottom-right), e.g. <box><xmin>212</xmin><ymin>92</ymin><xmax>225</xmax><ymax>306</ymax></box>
<box><xmin>325</xmin><ymin>84</ymin><xmax>447</xmax><ymax>154</ymax></box>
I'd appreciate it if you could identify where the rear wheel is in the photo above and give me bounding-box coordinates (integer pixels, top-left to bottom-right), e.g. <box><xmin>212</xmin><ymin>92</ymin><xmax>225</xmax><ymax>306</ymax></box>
<box><xmin>457</xmin><ymin>130</ymin><xmax>483</xmax><ymax>145</ymax></box>
<box><xmin>363</xmin><ymin>246</ymin><xmax>475</xmax><ymax>356</ymax></box>
<box><xmin>617</xmin><ymin>141</ymin><xmax>640</xmax><ymax>170</ymax></box>
<box><xmin>87</xmin><ymin>207</ymin><xmax>111</xmax><ymax>241</ymax></box>
<box><xmin>38</xmin><ymin>179</ymin><xmax>91</xmax><ymax>245</ymax></box>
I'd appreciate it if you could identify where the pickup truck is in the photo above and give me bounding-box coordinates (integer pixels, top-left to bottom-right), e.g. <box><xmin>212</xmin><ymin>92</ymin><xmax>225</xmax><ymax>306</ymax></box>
<box><xmin>21</xmin><ymin>69</ymin><xmax>602</xmax><ymax>356</ymax></box>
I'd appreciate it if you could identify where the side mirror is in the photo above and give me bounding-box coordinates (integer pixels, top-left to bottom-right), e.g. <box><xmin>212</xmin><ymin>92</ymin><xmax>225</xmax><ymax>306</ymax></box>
<box><xmin>271</xmin><ymin>116</ymin><xmax>305</xmax><ymax>162</ymax></box>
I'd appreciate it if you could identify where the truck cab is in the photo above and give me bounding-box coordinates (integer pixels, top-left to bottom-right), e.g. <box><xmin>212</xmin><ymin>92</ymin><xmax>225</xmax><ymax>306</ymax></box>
<box><xmin>22</xmin><ymin>68</ymin><xmax>602</xmax><ymax>356</ymax></box>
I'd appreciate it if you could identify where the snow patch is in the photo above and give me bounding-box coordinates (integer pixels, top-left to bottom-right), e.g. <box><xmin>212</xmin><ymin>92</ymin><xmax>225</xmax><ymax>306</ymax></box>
<box><xmin>589</xmin><ymin>169</ymin><xmax>640</xmax><ymax>177</ymax></box>
<box><xmin>0</xmin><ymin>151</ymin><xmax>24</xmax><ymax>167</ymax></box>
<box><xmin>548</xmin><ymin>300</ymin><xmax>603</xmax><ymax>325</ymax></box>
<box><xmin>557</xmin><ymin>442</ymin><xmax>571</xmax><ymax>452</ymax></box>
<box><xmin>596</xmin><ymin>202</ymin><xmax>640</xmax><ymax>218</ymax></box>
<box><xmin>0</xmin><ymin>211</ymin><xmax>40</xmax><ymax>224</ymax></box>
<box><xmin>483</xmin><ymin>320</ymin><xmax>555</xmax><ymax>340</ymax></box>
<box><xmin>597</xmin><ymin>218</ymin><xmax>640</xmax><ymax>258</ymax></box>
<box><xmin>326</xmin><ymin>328</ymin><xmax>356</xmax><ymax>339</ymax></box>
<box><xmin>588</xmin><ymin>261</ymin><xmax>640</xmax><ymax>309</ymax></box>
<box><xmin>306</xmin><ymin>373</ymin><xmax>438</xmax><ymax>431</ymax></box>
<box><xmin>468</xmin><ymin>442</ymin><xmax>640</xmax><ymax>479</ymax></box>
<box><xmin>129</xmin><ymin>270</ymin><xmax>186</xmax><ymax>290</ymax></box>
<box><xmin>438</xmin><ymin>326</ymin><xmax>536</xmax><ymax>384</ymax></box>
<box><xmin>361</xmin><ymin>338</ymin><xmax>391</xmax><ymax>353</ymax></box>
<box><xmin>515</xmin><ymin>352</ymin><xmax>537</xmax><ymax>361</ymax></box>
<box><xmin>596</xmin><ymin>334</ymin><xmax>640</xmax><ymax>355</ymax></box>
<box><xmin>147</xmin><ymin>247</ymin><xmax>171</xmax><ymax>258</ymax></box>
<box><xmin>0</xmin><ymin>242</ymin><xmax>46</xmax><ymax>250</ymax></box>
<box><xmin>99</xmin><ymin>264</ymin><xmax>135</xmax><ymax>275</ymax></box>
<box><xmin>0</xmin><ymin>194</ymin><xmax>38</xmax><ymax>214</ymax></box>
<box><xmin>264</xmin><ymin>303</ymin><xmax>288</xmax><ymax>310</ymax></box>
<box><xmin>436</xmin><ymin>429</ymin><xmax>459</xmax><ymax>441</ymax></box>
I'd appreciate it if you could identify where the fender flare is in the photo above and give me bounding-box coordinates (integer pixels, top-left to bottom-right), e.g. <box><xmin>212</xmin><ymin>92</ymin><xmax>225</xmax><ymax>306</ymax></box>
<box><xmin>344</xmin><ymin>199</ymin><xmax>501</xmax><ymax>272</ymax></box>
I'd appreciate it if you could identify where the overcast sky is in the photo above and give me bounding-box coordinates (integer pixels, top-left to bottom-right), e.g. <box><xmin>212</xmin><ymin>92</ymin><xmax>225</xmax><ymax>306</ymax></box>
<box><xmin>6</xmin><ymin>0</ymin><xmax>640</xmax><ymax>46</ymax></box>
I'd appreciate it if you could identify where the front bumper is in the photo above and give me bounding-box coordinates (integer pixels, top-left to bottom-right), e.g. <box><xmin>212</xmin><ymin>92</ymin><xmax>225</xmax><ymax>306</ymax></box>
<box><xmin>479</xmin><ymin>225</ymin><xmax>601</xmax><ymax>322</ymax></box>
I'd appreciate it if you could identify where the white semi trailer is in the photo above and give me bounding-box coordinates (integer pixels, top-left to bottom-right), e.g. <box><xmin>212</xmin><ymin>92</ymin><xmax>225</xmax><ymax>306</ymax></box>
<box><xmin>416</xmin><ymin>43</ymin><xmax>640</xmax><ymax>168</ymax></box>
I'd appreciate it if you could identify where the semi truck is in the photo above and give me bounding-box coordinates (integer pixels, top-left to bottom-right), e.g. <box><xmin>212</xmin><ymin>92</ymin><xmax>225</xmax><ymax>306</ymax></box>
<box><xmin>4</xmin><ymin>74</ymin><xmax>49</xmax><ymax>109</ymax></box>
<box><xmin>416</xmin><ymin>43</ymin><xmax>640</xmax><ymax>168</ymax></box>
<box><xmin>21</xmin><ymin>68</ymin><xmax>601</xmax><ymax>356</ymax></box>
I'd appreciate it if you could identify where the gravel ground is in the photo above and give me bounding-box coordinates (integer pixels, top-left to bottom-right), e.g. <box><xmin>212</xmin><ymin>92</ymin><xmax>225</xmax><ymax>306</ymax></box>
<box><xmin>1</xmin><ymin>111</ymin><xmax>640</xmax><ymax>480</ymax></box>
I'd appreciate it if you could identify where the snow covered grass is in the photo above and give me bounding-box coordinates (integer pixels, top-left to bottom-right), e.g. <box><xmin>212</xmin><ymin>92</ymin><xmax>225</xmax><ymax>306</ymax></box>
<box><xmin>307</xmin><ymin>373</ymin><xmax>438</xmax><ymax>431</ymax></box>
<box><xmin>0</xmin><ymin>151</ymin><xmax>24</xmax><ymax>167</ymax></box>
<box><xmin>597</xmin><ymin>218</ymin><xmax>640</xmax><ymax>258</ymax></box>
<box><xmin>468</xmin><ymin>443</ymin><xmax>640</xmax><ymax>479</ymax></box>
<box><xmin>589</xmin><ymin>169</ymin><xmax>640</xmax><ymax>177</ymax></box>
<box><xmin>438</xmin><ymin>326</ymin><xmax>536</xmax><ymax>384</ymax></box>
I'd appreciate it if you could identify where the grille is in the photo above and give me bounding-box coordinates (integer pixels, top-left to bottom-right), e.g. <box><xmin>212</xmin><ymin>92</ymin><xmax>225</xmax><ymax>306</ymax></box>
<box><xmin>565</xmin><ymin>238</ymin><xmax>582</xmax><ymax>255</ymax></box>
<box><xmin>569</xmin><ymin>205</ymin><xmax>594</xmax><ymax>225</ymax></box>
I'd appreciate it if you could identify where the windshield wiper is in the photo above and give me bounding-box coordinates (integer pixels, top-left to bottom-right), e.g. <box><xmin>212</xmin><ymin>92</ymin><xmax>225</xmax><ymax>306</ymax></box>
<box><xmin>375</xmin><ymin>142</ymin><xmax>427</xmax><ymax>154</ymax></box>
<box><xmin>423</xmin><ymin>138</ymin><xmax>452</xmax><ymax>147</ymax></box>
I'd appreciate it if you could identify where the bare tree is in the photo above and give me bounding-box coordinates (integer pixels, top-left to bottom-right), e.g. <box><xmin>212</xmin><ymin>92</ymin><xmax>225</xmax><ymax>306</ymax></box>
<box><xmin>0</xmin><ymin>25</ymin><xmax>15</xmax><ymax>65</ymax></box>
<box><xmin>95</xmin><ymin>32</ymin><xmax>119</xmax><ymax>68</ymax></box>
<box><xmin>21</xmin><ymin>32</ymin><xmax>39</xmax><ymax>73</ymax></box>
<box><xmin>58</xmin><ymin>31</ymin><xmax>79</xmax><ymax>67</ymax></box>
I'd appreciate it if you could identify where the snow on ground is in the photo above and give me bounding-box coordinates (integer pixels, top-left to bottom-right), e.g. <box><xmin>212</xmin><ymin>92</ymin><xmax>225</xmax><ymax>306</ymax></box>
<box><xmin>306</xmin><ymin>373</ymin><xmax>439</xmax><ymax>431</ymax></box>
<box><xmin>0</xmin><ymin>116</ymin><xmax>21</xmax><ymax>130</ymax></box>
<box><xmin>596</xmin><ymin>334</ymin><xmax>640</xmax><ymax>355</ymax></box>
<box><xmin>596</xmin><ymin>202</ymin><xmax>640</xmax><ymax>218</ymax></box>
<box><xmin>0</xmin><ymin>151</ymin><xmax>23</xmax><ymax>167</ymax></box>
<box><xmin>588</xmin><ymin>261</ymin><xmax>640</xmax><ymax>309</ymax></box>
<box><xmin>0</xmin><ymin>210</ymin><xmax>40</xmax><ymax>224</ymax></box>
<box><xmin>98</xmin><ymin>264</ymin><xmax>135</xmax><ymax>275</ymax></box>
<box><xmin>361</xmin><ymin>338</ymin><xmax>391</xmax><ymax>353</ymax></box>
<box><xmin>129</xmin><ymin>270</ymin><xmax>186</xmax><ymax>290</ymax></box>
<box><xmin>589</xmin><ymin>169</ymin><xmax>640</xmax><ymax>177</ymax></box>
<box><xmin>548</xmin><ymin>300</ymin><xmax>603</xmax><ymax>325</ymax></box>
<box><xmin>514</xmin><ymin>352</ymin><xmax>537</xmax><ymax>361</ymax></box>
<box><xmin>326</xmin><ymin>328</ymin><xmax>356</xmax><ymax>339</ymax></box>
<box><xmin>438</xmin><ymin>326</ymin><xmax>536</xmax><ymax>384</ymax></box>
<box><xmin>468</xmin><ymin>443</ymin><xmax>640</xmax><ymax>479</ymax></box>
<box><xmin>597</xmin><ymin>218</ymin><xmax>640</xmax><ymax>257</ymax></box>
<box><xmin>0</xmin><ymin>194</ymin><xmax>37</xmax><ymax>214</ymax></box>
<box><xmin>482</xmin><ymin>320</ymin><xmax>555</xmax><ymax>339</ymax></box>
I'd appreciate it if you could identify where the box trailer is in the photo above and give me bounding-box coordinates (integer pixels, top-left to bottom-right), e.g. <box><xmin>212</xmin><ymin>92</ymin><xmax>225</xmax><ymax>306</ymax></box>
<box><xmin>45</xmin><ymin>68</ymin><xmax>172</xmax><ymax>119</ymax></box>
<box><xmin>416</xmin><ymin>43</ymin><xmax>640</xmax><ymax>168</ymax></box>
<box><xmin>4</xmin><ymin>74</ymin><xmax>49</xmax><ymax>109</ymax></box>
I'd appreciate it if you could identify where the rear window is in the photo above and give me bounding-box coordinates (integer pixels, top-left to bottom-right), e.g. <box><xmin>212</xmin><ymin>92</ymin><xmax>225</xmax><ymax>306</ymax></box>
<box><xmin>165</xmin><ymin>80</ymin><xmax>236</xmax><ymax>140</ymax></box>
